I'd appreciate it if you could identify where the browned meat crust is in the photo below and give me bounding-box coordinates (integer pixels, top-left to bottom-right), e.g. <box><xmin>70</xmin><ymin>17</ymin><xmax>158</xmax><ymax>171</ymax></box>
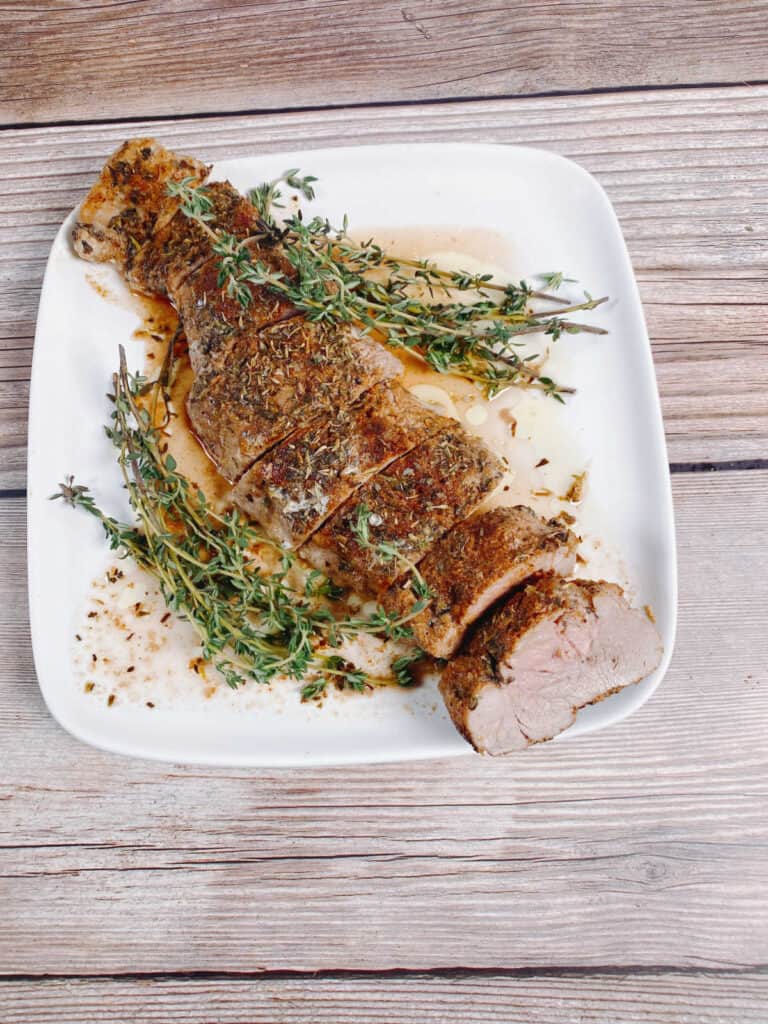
<box><xmin>437</xmin><ymin>654</ymin><xmax>496</xmax><ymax>749</ymax></box>
<box><xmin>301</xmin><ymin>425</ymin><xmax>504</xmax><ymax>595</ymax></box>
<box><xmin>384</xmin><ymin>505</ymin><xmax>578</xmax><ymax>658</ymax></box>
<box><xmin>173</xmin><ymin>243</ymin><xmax>298</xmax><ymax>374</ymax></box>
<box><xmin>128</xmin><ymin>180</ymin><xmax>275</xmax><ymax>299</ymax></box>
<box><xmin>232</xmin><ymin>384</ymin><xmax>452</xmax><ymax>548</ymax></box>
<box><xmin>187</xmin><ymin>319</ymin><xmax>403</xmax><ymax>482</ymax></box>
<box><xmin>72</xmin><ymin>139</ymin><xmax>209</xmax><ymax>269</ymax></box>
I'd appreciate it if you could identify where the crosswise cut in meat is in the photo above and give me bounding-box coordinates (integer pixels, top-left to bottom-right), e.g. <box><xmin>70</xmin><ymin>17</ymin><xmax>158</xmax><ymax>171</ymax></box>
<box><xmin>301</xmin><ymin>424</ymin><xmax>504</xmax><ymax>595</ymax></box>
<box><xmin>439</xmin><ymin>577</ymin><xmax>664</xmax><ymax>755</ymax></box>
<box><xmin>128</xmin><ymin>180</ymin><xmax>289</xmax><ymax>302</ymax></box>
<box><xmin>72</xmin><ymin>138</ymin><xmax>209</xmax><ymax>269</ymax></box>
<box><xmin>384</xmin><ymin>505</ymin><xmax>578</xmax><ymax>658</ymax></box>
<box><xmin>232</xmin><ymin>384</ymin><xmax>452</xmax><ymax>548</ymax></box>
<box><xmin>173</xmin><ymin>244</ymin><xmax>298</xmax><ymax>375</ymax></box>
<box><xmin>187</xmin><ymin>319</ymin><xmax>403</xmax><ymax>482</ymax></box>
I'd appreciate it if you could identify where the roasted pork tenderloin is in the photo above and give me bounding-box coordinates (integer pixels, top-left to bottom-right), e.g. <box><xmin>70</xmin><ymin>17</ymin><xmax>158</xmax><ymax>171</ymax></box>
<box><xmin>301</xmin><ymin>424</ymin><xmax>504</xmax><ymax>595</ymax></box>
<box><xmin>439</xmin><ymin>577</ymin><xmax>663</xmax><ymax>755</ymax></box>
<box><xmin>233</xmin><ymin>383</ymin><xmax>451</xmax><ymax>548</ymax></box>
<box><xmin>383</xmin><ymin>505</ymin><xmax>578</xmax><ymax>658</ymax></box>
<box><xmin>187</xmin><ymin>318</ymin><xmax>402</xmax><ymax>482</ymax></box>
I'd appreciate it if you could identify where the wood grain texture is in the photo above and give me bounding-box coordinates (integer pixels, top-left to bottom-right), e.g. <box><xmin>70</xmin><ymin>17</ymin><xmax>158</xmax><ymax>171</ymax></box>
<box><xmin>3</xmin><ymin>1</ymin><xmax>768</xmax><ymax>125</ymax></box>
<box><xmin>1</xmin><ymin>972</ymin><xmax>767</xmax><ymax>1024</ymax></box>
<box><xmin>1</xmin><ymin>469</ymin><xmax>767</xmax><ymax>976</ymax></box>
<box><xmin>1</xmin><ymin>85</ymin><xmax>767</xmax><ymax>487</ymax></box>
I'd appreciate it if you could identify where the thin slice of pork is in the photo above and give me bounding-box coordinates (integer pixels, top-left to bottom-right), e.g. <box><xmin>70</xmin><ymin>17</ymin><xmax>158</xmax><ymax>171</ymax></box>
<box><xmin>187</xmin><ymin>319</ymin><xmax>402</xmax><ymax>482</ymax></box>
<box><xmin>72</xmin><ymin>138</ymin><xmax>209</xmax><ymax>269</ymax></box>
<box><xmin>301</xmin><ymin>424</ymin><xmax>504</xmax><ymax>595</ymax></box>
<box><xmin>232</xmin><ymin>383</ymin><xmax>451</xmax><ymax>548</ymax></box>
<box><xmin>384</xmin><ymin>506</ymin><xmax>578</xmax><ymax>658</ymax></box>
<box><xmin>439</xmin><ymin>577</ymin><xmax>663</xmax><ymax>755</ymax></box>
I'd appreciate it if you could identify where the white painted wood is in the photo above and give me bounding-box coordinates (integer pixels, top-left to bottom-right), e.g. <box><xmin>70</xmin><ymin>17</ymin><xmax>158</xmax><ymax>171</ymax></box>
<box><xmin>2</xmin><ymin>86</ymin><xmax>767</xmax><ymax>485</ymax></box>
<box><xmin>1</xmin><ymin>470</ymin><xmax>766</xmax><ymax>974</ymax></box>
<box><xmin>1</xmin><ymin>973</ymin><xmax>766</xmax><ymax>1024</ymax></box>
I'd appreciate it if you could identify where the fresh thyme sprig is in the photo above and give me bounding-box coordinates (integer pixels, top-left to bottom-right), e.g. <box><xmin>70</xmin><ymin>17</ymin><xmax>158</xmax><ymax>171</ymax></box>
<box><xmin>53</xmin><ymin>349</ymin><xmax>424</xmax><ymax>696</ymax></box>
<box><xmin>165</xmin><ymin>174</ymin><xmax>608</xmax><ymax>399</ymax></box>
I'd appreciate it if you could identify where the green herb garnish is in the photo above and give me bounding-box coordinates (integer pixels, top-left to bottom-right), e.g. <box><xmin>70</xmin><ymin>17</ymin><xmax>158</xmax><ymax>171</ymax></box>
<box><xmin>166</xmin><ymin>172</ymin><xmax>608</xmax><ymax>399</ymax></box>
<box><xmin>53</xmin><ymin>348</ymin><xmax>424</xmax><ymax>697</ymax></box>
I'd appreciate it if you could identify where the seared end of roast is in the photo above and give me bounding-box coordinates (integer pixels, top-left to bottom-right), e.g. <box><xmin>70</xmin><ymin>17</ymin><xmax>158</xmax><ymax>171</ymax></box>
<box><xmin>439</xmin><ymin>577</ymin><xmax>663</xmax><ymax>755</ymax></box>
<box><xmin>71</xmin><ymin>138</ymin><xmax>209</xmax><ymax>268</ymax></box>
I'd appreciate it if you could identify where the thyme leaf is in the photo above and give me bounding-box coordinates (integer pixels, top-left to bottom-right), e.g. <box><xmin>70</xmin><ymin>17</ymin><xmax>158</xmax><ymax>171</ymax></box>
<box><xmin>391</xmin><ymin>649</ymin><xmax>425</xmax><ymax>688</ymax></box>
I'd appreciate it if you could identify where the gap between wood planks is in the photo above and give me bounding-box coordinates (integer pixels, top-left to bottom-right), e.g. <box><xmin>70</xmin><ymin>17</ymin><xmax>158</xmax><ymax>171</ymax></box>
<box><xmin>2</xmin><ymin>964</ymin><xmax>765</xmax><ymax>983</ymax></box>
<box><xmin>3</xmin><ymin>76</ymin><xmax>768</xmax><ymax>134</ymax></box>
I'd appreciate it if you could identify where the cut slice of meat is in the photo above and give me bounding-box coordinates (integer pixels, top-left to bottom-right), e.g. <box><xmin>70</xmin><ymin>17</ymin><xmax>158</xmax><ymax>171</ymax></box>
<box><xmin>384</xmin><ymin>505</ymin><xmax>578</xmax><ymax>658</ymax></box>
<box><xmin>187</xmin><ymin>319</ymin><xmax>402</xmax><ymax>482</ymax></box>
<box><xmin>439</xmin><ymin>577</ymin><xmax>664</xmax><ymax>755</ymax></box>
<box><xmin>173</xmin><ymin>243</ymin><xmax>298</xmax><ymax>374</ymax></box>
<box><xmin>301</xmin><ymin>424</ymin><xmax>504</xmax><ymax>595</ymax></box>
<box><xmin>232</xmin><ymin>384</ymin><xmax>452</xmax><ymax>548</ymax></box>
<box><xmin>127</xmin><ymin>180</ymin><xmax>277</xmax><ymax>299</ymax></box>
<box><xmin>72</xmin><ymin>138</ymin><xmax>209</xmax><ymax>269</ymax></box>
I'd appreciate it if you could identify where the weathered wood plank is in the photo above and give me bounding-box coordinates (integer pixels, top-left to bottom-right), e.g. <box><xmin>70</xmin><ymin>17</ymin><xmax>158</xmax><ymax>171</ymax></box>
<box><xmin>2</xmin><ymin>85</ymin><xmax>767</xmax><ymax>486</ymax></box>
<box><xmin>1</xmin><ymin>972</ymin><xmax>766</xmax><ymax>1024</ymax></box>
<box><xmin>3</xmin><ymin>1</ymin><xmax>768</xmax><ymax>125</ymax></box>
<box><xmin>1</xmin><ymin>469</ymin><xmax>766</xmax><ymax>974</ymax></box>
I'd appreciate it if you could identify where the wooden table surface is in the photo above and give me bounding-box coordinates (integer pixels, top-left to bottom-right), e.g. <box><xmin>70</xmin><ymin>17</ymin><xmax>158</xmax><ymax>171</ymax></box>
<box><xmin>2</xmin><ymin>3</ymin><xmax>767</xmax><ymax>1021</ymax></box>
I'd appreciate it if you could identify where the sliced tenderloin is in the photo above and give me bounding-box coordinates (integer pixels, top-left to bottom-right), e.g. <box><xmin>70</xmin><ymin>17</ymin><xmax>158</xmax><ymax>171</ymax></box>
<box><xmin>187</xmin><ymin>320</ymin><xmax>402</xmax><ymax>482</ymax></box>
<box><xmin>301</xmin><ymin>425</ymin><xmax>504</xmax><ymax>595</ymax></box>
<box><xmin>172</xmin><ymin>242</ymin><xmax>298</xmax><ymax>374</ymax></box>
<box><xmin>232</xmin><ymin>384</ymin><xmax>451</xmax><ymax>548</ymax></box>
<box><xmin>384</xmin><ymin>505</ymin><xmax>578</xmax><ymax>658</ymax></box>
<box><xmin>128</xmin><ymin>180</ymin><xmax>280</xmax><ymax>299</ymax></box>
<box><xmin>439</xmin><ymin>577</ymin><xmax>663</xmax><ymax>755</ymax></box>
<box><xmin>72</xmin><ymin>138</ymin><xmax>209</xmax><ymax>269</ymax></box>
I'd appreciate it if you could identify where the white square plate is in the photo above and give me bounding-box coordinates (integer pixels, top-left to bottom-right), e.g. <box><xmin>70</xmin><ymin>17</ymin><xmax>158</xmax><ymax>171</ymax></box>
<box><xmin>28</xmin><ymin>143</ymin><xmax>676</xmax><ymax>766</ymax></box>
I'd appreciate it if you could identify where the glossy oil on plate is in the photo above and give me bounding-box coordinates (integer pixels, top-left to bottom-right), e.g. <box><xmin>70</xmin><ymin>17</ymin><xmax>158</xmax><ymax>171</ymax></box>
<box><xmin>28</xmin><ymin>143</ymin><xmax>677</xmax><ymax>766</ymax></box>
